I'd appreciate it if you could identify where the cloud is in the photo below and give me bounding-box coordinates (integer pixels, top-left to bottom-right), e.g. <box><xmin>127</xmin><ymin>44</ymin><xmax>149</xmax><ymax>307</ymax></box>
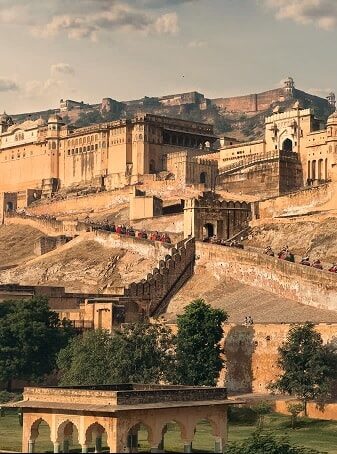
<box><xmin>0</xmin><ymin>78</ymin><xmax>19</xmax><ymax>92</ymax></box>
<box><xmin>51</xmin><ymin>63</ymin><xmax>75</xmax><ymax>76</ymax></box>
<box><xmin>260</xmin><ymin>0</ymin><xmax>337</xmax><ymax>30</ymax></box>
<box><xmin>24</xmin><ymin>78</ymin><xmax>64</xmax><ymax>98</ymax></box>
<box><xmin>153</xmin><ymin>12</ymin><xmax>179</xmax><ymax>34</ymax></box>
<box><xmin>0</xmin><ymin>0</ymin><xmax>182</xmax><ymax>41</ymax></box>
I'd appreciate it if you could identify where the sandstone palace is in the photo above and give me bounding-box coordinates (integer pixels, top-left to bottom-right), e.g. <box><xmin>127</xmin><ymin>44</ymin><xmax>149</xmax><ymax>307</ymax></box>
<box><xmin>0</xmin><ymin>113</ymin><xmax>217</xmax><ymax>198</ymax></box>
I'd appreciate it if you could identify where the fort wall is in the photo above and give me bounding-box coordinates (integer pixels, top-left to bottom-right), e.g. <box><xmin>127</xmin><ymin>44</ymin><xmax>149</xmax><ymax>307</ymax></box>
<box><xmin>256</xmin><ymin>182</ymin><xmax>335</xmax><ymax>220</ymax></box>
<box><xmin>212</xmin><ymin>88</ymin><xmax>287</xmax><ymax>113</ymax></box>
<box><xmin>196</xmin><ymin>242</ymin><xmax>337</xmax><ymax>311</ymax></box>
<box><xmin>125</xmin><ymin>237</ymin><xmax>195</xmax><ymax>316</ymax></box>
<box><xmin>222</xmin><ymin>323</ymin><xmax>337</xmax><ymax>393</ymax></box>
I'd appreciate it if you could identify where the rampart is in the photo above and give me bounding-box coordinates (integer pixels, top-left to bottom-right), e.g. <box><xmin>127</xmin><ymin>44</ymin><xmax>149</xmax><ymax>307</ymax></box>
<box><xmin>257</xmin><ymin>182</ymin><xmax>335</xmax><ymax>220</ymax></box>
<box><xmin>212</xmin><ymin>88</ymin><xmax>287</xmax><ymax>113</ymax></box>
<box><xmin>222</xmin><ymin>322</ymin><xmax>337</xmax><ymax>393</ymax></box>
<box><xmin>196</xmin><ymin>242</ymin><xmax>337</xmax><ymax>311</ymax></box>
<box><xmin>125</xmin><ymin>237</ymin><xmax>195</xmax><ymax>315</ymax></box>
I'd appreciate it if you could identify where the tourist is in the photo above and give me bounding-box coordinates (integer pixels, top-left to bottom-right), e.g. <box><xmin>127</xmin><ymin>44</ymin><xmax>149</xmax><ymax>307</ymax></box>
<box><xmin>300</xmin><ymin>256</ymin><xmax>311</xmax><ymax>266</ymax></box>
<box><xmin>312</xmin><ymin>259</ymin><xmax>323</xmax><ymax>270</ymax></box>
<box><xmin>329</xmin><ymin>264</ymin><xmax>337</xmax><ymax>273</ymax></box>
<box><xmin>264</xmin><ymin>246</ymin><xmax>275</xmax><ymax>257</ymax></box>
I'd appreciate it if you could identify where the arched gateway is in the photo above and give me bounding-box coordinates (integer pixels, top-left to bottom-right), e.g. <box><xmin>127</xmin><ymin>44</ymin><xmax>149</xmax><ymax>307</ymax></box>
<box><xmin>6</xmin><ymin>384</ymin><xmax>243</xmax><ymax>453</ymax></box>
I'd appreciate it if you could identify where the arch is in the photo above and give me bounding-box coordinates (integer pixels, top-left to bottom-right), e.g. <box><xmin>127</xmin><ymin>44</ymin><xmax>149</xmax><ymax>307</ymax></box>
<box><xmin>192</xmin><ymin>418</ymin><xmax>221</xmax><ymax>452</ymax></box>
<box><xmin>29</xmin><ymin>418</ymin><xmax>53</xmax><ymax>453</ymax></box>
<box><xmin>203</xmin><ymin>223</ymin><xmax>214</xmax><ymax>239</ymax></box>
<box><xmin>312</xmin><ymin>160</ymin><xmax>317</xmax><ymax>180</ymax></box>
<box><xmin>149</xmin><ymin>159</ymin><xmax>156</xmax><ymax>174</ymax></box>
<box><xmin>282</xmin><ymin>138</ymin><xmax>293</xmax><ymax>152</ymax></box>
<box><xmin>85</xmin><ymin>422</ymin><xmax>109</xmax><ymax>452</ymax></box>
<box><xmin>126</xmin><ymin>421</ymin><xmax>153</xmax><ymax>453</ymax></box>
<box><xmin>5</xmin><ymin>201</ymin><xmax>13</xmax><ymax>212</ymax></box>
<box><xmin>160</xmin><ymin>419</ymin><xmax>187</xmax><ymax>452</ymax></box>
<box><xmin>318</xmin><ymin>159</ymin><xmax>323</xmax><ymax>180</ymax></box>
<box><xmin>200</xmin><ymin>171</ymin><xmax>207</xmax><ymax>184</ymax></box>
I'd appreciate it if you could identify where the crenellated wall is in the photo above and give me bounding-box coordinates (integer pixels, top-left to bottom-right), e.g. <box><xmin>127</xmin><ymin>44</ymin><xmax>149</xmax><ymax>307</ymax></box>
<box><xmin>124</xmin><ymin>237</ymin><xmax>195</xmax><ymax>316</ymax></box>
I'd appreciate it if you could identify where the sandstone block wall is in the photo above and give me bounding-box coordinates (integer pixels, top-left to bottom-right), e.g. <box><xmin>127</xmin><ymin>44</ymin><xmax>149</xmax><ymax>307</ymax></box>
<box><xmin>196</xmin><ymin>242</ymin><xmax>337</xmax><ymax>311</ymax></box>
<box><xmin>222</xmin><ymin>323</ymin><xmax>337</xmax><ymax>394</ymax></box>
<box><xmin>124</xmin><ymin>237</ymin><xmax>195</xmax><ymax>316</ymax></box>
<box><xmin>257</xmin><ymin>182</ymin><xmax>334</xmax><ymax>219</ymax></box>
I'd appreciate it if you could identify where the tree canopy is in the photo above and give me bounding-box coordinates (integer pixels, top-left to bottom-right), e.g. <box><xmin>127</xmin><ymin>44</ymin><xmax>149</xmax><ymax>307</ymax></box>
<box><xmin>173</xmin><ymin>299</ymin><xmax>228</xmax><ymax>386</ymax></box>
<box><xmin>0</xmin><ymin>297</ymin><xmax>74</xmax><ymax>390</ymax></box>
<box><xmin>270</xmin><ymin>322</ymin><xmax>337</xmax><ymax>413</ymax></box>
<box><xmin>57</xmin><ymin>322</ymin><xmax>174</xmax><ymax>386</ymax></box>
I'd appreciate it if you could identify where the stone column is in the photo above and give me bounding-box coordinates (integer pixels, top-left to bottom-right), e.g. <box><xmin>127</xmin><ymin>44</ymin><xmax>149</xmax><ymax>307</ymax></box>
<box><xmin>183</xmin><ymin>441</ymin><xmax>193</xmax><ymax>453</ymax></box>
<box><xmin>28</xmin><ymin>440</ymin><xmax>35</xmax><ymax>453</ymax></box>
<box><xmin>81</xmin><ymin>444</ymin><xmax>88</xmax><ymax>453</ymax></box>
<box><xmin>95</xmin><ymin>435</ymin><xmax>102</xmax><ymax>453</ymax></box>
<box><xmin>63</xmin><ymin>439</ymin><xmax>70</xmax><ymax>453</ymax></box>
<box><xmin>53</xmin><ymin>441</ymin><xmax>60</xmax><ymax>453</ymax></box>
<box><xmin>214</xmin><ymin>436</ymin><xmax>225</xmax><ymax>453</ymax></box>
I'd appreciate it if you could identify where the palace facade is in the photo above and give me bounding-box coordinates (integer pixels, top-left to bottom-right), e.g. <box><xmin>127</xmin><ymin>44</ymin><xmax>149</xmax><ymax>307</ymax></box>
<box><xmin>219</xmin><ymin>103</ymin><xmax>337</xmax><ymax>196</ymax></box>
<box><xmin>0</xmin><ymin>113</ymin><xmax>217</xmax><ymax>196</ymax></box>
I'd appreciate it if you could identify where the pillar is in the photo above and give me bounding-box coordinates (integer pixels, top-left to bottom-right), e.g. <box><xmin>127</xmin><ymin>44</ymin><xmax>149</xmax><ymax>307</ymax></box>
<box><xmin>214</xmin><ymin>437</ymin><xmax>225</xmax><ymax>453</ymax></box>
<box><xmin>63</xmin><ymin>439</ymin><xmax>70</xmax><ymax>453</ymax></box>
<box><xmin>28</xmin><ymin>440</ymin><xmax>35</xmax><ymax>453</ymax></box>
<box><xmin>183</xmin><ymin>441</ymin><xmax>193</xmax><ymax>453</ymax></box>
<box><xmin>53</xmin><ymin>442</ymin><xmax>60</xmax><ymax>453</ymax></box>
<box><xmin>81</xmin><ymin>444</ymin><xmax>88</xmax><ymax>453</ymax></box>
<box><xmin>95</xmin><ymin>435</ymin><xmax>102</xmax><ymax>453</ymax></box>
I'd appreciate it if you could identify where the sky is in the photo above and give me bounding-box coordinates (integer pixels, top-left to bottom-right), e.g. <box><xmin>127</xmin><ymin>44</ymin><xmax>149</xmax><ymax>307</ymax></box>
<box><xmin>0</xmin><ymin>0</ymin><xmax>337</xmax><ymax>114</ymax></box>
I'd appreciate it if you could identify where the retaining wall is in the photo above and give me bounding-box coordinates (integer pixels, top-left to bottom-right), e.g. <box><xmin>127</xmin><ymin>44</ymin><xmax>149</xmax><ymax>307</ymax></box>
<box><xmin>196</xmin><ymin>242</ymin><xmax>337</xmax><ymax>311</ymax></box>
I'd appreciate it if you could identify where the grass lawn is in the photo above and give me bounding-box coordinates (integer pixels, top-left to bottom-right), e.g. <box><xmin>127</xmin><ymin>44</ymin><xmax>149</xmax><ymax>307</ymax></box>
<box><xmin>1</xmin><ymin>410</ymin><xmax>337</xmax><ymax>453</ymax></box>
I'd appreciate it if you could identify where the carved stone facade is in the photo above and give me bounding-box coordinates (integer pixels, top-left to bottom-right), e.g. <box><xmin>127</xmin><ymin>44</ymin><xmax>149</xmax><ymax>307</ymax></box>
<box><xmin>219</xmin><ymin>104</ymin><xmax>337</xmax><ymax>196</ymax></box>
<box><xmin>184</xmin><ymin>192</ymin><xmax>252</xmax><ymax>241</ymax></box>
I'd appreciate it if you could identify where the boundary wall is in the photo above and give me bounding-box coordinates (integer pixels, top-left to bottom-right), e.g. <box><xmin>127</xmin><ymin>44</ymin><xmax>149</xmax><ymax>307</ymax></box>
<box><xmin>125</xmin><ymin>238</ymin><xmax>195</xmax><ymax>315</ymax></box>
<box><xmin>257</xmin><ymin>182</ymin><xmax>335</xmax><ymax>220</ymax></box>
<box><xmin>196</xmin><ymin>242</ymin><xmax>337</xmax><ymax>311</ymax></box>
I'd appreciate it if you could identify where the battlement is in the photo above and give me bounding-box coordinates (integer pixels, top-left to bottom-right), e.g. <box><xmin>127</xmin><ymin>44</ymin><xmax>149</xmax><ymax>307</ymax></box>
<box><xmin>124</xmin><ymin>237</ymin><xmax>195</xmax><ymax>315</ymax></box>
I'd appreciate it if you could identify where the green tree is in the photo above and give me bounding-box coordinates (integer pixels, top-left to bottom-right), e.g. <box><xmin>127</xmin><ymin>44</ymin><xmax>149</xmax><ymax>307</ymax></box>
<box><xmin>173</xmin><ymin>299</ymin><xmax>228</xmax><ymax>386</ymax></box>
<box><xmin>270</xmin><ymin>322</ymin><xmax>337</xmax><ymax>415</ymax></box>
<box><xmin>0</xmin><ymin>297</ymin><xmax>74</xmax><ymax>391</ymax></box>
<box><xmin>252</xmin><ymin>401</ymin><xmax>273</xmax><ymax>429</ymax></box>
<box><xmin>226</xmin><ymin>431</ymin><xmax>319</xmax><ymax>454</ymax></box>
<box><xmin>287</xmin><ymin>402</ymin><xmax>305</xmax><ymax>429</ymax></box>
<box><xmin>57</xmin><ymin>322</ymin><xmax>174</xmax><ymax>386</ymax></box>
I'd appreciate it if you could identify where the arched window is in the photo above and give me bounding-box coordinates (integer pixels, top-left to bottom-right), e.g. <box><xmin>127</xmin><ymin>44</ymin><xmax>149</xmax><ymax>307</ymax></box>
<box><xmin>282</xmin><ymin>138</ymin><xmax>293</xmax><ymax>152</ymax></box>
<box><xmin>200</xmin><ymin>172</ymin><xmax>207</xmax><ymax>184</ymax></box>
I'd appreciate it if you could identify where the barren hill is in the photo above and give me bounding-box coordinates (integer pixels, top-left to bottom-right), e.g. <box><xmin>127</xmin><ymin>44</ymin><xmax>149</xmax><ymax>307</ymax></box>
<box><xmin>0</xmin><ymin>234</ymin><xmax>168</xmax><ymax>293</ymax></box>
<box><xmin>247</xmin><ymin>217</ymin><xmax>337</xmax><ymax>264</ymax></box>
<box><xmin>0</xmin><ymin>224</ymin><xmax>43</xmax><ymax>268</ymax></box>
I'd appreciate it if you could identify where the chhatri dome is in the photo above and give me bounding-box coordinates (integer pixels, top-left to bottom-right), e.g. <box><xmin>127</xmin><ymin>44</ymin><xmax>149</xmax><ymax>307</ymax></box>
<box><xmin>327</xmin><ymin>110</ymin><xmax>337</xmax><ymax>125</ymax></box>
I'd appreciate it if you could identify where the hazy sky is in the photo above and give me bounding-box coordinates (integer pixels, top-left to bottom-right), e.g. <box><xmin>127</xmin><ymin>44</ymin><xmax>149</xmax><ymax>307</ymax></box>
<box><xmin>0</xmin><ymin>0</ymin><xmax>336</xmax><ymax>113</ymax></box>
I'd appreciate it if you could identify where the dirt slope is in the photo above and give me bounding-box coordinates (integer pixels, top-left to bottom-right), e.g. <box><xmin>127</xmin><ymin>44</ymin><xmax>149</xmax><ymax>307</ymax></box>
<box><xmin>0</xmin><ymin>236</ymin><xmax>162</xmax><ymax>293</ymax></box>
<box><xmin>166</xmin><ymin>265</ymin><xmax>337</xmax><ymax>323</ymax></box>
<box><xmin>0</xmin><ymin>224</ymin><xmax>43</xmax><ymax>268</ymax></box>
<box><xmin>247</xmin><ymin>217</ymin><xmax>337</xmax><ymax>263</ymax></box>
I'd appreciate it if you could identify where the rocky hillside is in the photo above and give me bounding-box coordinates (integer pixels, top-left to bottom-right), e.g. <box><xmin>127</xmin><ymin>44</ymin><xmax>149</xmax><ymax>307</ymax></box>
<box><xmin>0</xmin><ymin>224</ymin><xmax>43</xmax><ymax>268</ymax></box>
<box><xmin>10</xmin><ymin>88</ymin><xmax>333</xmax><ymax>142</ymax></box>
<box><xmin>0</xmin><ymin>233</ymin><xmax>168</xmax><ymax>293</ymax></box>
<box><xmin>247</xmin><ymin>217</ymin><xmax>337</xmax><ymax>264</ymax></box>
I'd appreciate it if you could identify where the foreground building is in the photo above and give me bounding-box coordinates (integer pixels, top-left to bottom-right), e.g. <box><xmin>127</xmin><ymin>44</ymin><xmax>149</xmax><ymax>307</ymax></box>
<box><xmin>0</xmin><ymin>113</ymin><xmax>217</xmax><ymax>197</ymax></box>
<box><xmin>8</xmin><ymin>384</ymin><xmax>239</xmax><ymax>453</ymax></box>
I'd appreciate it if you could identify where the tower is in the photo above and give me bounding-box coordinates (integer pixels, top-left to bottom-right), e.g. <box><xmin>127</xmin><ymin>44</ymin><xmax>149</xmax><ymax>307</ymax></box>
<box><xmin>327</xmin><ymin>92</ymin><xmax>336</xmax><ymax>112</ymax></box>
<box><xmin>0</xmin><ymin>112</ymin><xmax>13</xmax><ymax>135</ymax></box>
<box><xmin>283</xmin><ymin>77</ymin><xmax>295</xmax><ymax>96</ymax></box>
